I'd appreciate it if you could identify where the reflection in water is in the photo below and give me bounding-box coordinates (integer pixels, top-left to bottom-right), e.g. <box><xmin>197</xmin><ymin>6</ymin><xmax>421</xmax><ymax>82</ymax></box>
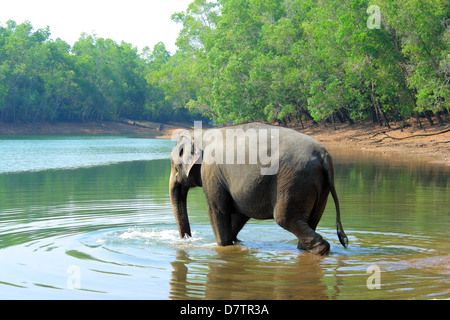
<box><xmin>170</xmin><ymin>248</ymin><xmax>331</xmax><ymax>300</ymax></box>
<box><xmin>323</xmin><ymin>148</ymin><xmax>449</xmax><ymax>242</ymax></box>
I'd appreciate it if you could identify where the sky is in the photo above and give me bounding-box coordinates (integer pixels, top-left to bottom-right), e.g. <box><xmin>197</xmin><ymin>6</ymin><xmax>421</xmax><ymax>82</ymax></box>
<box><xmin>0</xmin><ymin>0</ymin><xmax>193</xmax><ymax>54</ymax></box>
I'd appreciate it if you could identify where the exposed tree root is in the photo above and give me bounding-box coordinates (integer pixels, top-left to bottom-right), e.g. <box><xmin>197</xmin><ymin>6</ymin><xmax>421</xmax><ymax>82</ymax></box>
<box><xmin>374</xmin><ymin>128</ymin><xmax>450</xmax><ymax>143</ymax></box>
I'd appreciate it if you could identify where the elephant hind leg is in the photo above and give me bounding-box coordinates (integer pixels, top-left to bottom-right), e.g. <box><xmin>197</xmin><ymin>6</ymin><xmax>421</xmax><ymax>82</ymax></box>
<box><xmin>274</xmin><ymin>202</ymin><xmax>330</xmax><ymax>255</ymax></box>
<box><xmin>308</xmin><ymin>187</ymin><xmax>329</xmax><ymax>232</ymax></box>
<box><xmin>293</xmin><ymin>221</ymin><xmax>330</xmax><ymax>255</ymax></box>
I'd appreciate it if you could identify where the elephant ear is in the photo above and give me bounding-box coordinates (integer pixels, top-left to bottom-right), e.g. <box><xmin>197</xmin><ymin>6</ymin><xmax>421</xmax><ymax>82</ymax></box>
<box><xmin>180</xmin><ymin>135</ymin><xmax>202</xmax><ymax>177</ymax></box>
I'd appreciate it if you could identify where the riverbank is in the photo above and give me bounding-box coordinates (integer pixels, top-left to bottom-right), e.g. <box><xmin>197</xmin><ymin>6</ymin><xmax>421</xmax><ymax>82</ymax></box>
<box><xmin>1</xmin><ymin>118</ymin><xmax>449</xmax><ymax>165</ymax></box>
<box><xmin>159</xmin><ymin>119</ymin><xmax>450</xmax><ymax>166</ymax></box>
<box><xmin>0</xmin><ymin>120</ymin><xmax>189</xmax><ymax>137</ymax></box>
<box><xmin>292</xmin><ymin>119</ymin><xmax>450</xmax><ymax>166</ymax></box>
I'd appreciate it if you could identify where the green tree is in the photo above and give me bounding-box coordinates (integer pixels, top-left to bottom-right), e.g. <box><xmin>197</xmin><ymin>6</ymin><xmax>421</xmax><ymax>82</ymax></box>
<box><xmin>0</xmin><ymin>20</ymin><xmax>76</xmax><ymax>122</ymax></box>
<box><xmin>379</xmin><ymin>0</ymin><xmax>450</xmax><ymax>124</ymax></box>
<box><xmin>2</xmin><ymin>0</ymin><xmax>449</xmax><ymax>127</ymax></box>
<box><xmin>164</xmin><ymin>0</ymin><xmax>449</xmax><ymax>126</ymax></box>
<box><xmin>142</xmin><ymin>42</ymin><xmax>175</xmax><ymax>121</ymax></box>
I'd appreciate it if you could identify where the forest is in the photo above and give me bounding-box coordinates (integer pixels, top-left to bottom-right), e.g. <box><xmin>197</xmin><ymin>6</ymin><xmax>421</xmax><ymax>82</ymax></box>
<box><xmin>0</xmin><ymin>21</ymin><xmax>195</xmax><ymax>123</ymax></box>
<box><xmin>0</xmin><ymin>0</ymin><xmax>449</xmax><ymax>127</ymax></box>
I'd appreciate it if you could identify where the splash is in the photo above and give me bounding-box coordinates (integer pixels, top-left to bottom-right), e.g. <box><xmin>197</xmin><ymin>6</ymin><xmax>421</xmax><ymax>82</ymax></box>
<box><xmin>103</xmin><ymin>226</ymin><xmax>206</xmax><ymax>248</ymax></box>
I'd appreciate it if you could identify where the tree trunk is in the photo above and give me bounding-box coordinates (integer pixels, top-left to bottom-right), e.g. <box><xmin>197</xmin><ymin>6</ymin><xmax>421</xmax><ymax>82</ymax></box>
<box><xmin>296</xmin><ymin>107</ymin><xmax>317</xmax><ymax>125</ymax></box>
<box><xmin>424</xmin><ymin>110</ymin><xmax>434</xmax><ymax>126</ymax></box>
<box><xmin>298</xmin><ymin>114</ymin><xmax>304</xmax><ymax>129</ymax></box>
<box><xmin>331</xmin><ymin>113</ymin><xmax>336</xmax><ymax>130</ymax></box>
<box><xmin>335</xmin><ymin>111</ymin><xmax>345</xmax><ymax>124</ymax></box>
<box><xmin>371</xmin><ymin>81</ymin><xmax>390</xmax><ymax>129</ymax></box>
<box><xmin>378</xmin><ymin>104</ymin><xmax>391</xmax><ymax>129</ymax></box>
<box><xmin>435</xmin><ymin>111</ymin><xmax>445</xmax><ymax>126</ymax></box>
<box><xmin>415</xmin><ymin>111</ymin><xmax>423</xmax><ymax>129</ymax></box>
<box><xmin>341</xmin><ymin>108</ymin><xmax>354</xmax><ymax>125</ymax></box>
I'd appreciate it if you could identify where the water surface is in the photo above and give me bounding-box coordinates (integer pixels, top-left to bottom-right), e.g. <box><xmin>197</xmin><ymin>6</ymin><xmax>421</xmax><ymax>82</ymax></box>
<box><xmin>0</xmin><ymin>136</ymin><xmax>448</xmax><ymax>299</ymax></box>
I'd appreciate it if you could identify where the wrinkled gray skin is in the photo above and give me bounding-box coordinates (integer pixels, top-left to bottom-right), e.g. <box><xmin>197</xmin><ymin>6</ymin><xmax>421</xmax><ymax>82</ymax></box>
<box><xmin>169</xmin><ymin>123</ymin><xmax>348</xmax><ymax>255</ymax></box>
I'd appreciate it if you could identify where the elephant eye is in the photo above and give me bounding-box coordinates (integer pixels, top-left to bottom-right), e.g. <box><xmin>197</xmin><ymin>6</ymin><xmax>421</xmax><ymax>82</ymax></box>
<box><xmin>179</xmin><ymin>147</ymin><xmax>184</xmax><ymax>158</ymax></box>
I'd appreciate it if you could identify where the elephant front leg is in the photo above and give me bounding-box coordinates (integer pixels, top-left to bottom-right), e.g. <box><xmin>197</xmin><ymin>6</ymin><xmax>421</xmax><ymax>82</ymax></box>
<box><xmin>207</xmin><ymin>203</ymin><xmax>234</xmax><ymax>246</ymax></box>
<box><xmin>231</xmin><ymin>213</ymin><xmax>250</xmax><ymax>242</ymax></box>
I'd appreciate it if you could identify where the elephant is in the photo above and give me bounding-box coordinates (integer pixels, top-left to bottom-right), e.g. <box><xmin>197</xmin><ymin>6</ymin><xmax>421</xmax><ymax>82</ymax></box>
<box><xmin>169</xmin><ymin>122</ymin><xmax>348</xmax><ymax>255</ymax></box>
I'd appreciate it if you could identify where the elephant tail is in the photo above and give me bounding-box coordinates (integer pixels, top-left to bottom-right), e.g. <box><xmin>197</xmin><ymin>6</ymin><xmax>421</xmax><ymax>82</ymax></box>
<box><xmin>322</xmin><ymin>152</ymin><xmax>348</xmax><ymax>248</ymax></box>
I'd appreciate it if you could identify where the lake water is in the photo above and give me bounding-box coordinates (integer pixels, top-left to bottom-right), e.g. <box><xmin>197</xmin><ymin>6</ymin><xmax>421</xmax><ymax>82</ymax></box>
<box><xmin>0</xmin><ymin>136</ymin><xmax>448</xmax><ymax>300</ymax></box>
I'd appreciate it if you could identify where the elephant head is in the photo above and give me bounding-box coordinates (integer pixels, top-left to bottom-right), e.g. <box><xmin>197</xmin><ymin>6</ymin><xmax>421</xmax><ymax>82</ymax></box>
<box><xmin>169</xmin><ymin>131</ymin><xmax>202</xmax><ymax>239</ymax></box>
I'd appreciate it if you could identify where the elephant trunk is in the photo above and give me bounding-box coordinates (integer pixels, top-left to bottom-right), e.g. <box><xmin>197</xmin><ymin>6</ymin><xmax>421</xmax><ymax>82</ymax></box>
<box><xmin>169</xmin><ymin>175</ymin><xmax>192</xmax><ymax>239</ymax></box>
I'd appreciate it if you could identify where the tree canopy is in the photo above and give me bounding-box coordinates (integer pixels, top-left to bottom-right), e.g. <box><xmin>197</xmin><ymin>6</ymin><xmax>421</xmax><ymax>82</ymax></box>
<box><xmin>158</xmin><ymin>0</ymin><xmax>449</xmax><ymax>126</ymax></box>
<box><xmin>0</xmin><ymin>20</ymin><xmax>199</xmax><ymax>123</ymax></box>
<box><xmin>1</xmin><ymin>0</ymin><xmax>449</xmax><ymax>126</ymax></box>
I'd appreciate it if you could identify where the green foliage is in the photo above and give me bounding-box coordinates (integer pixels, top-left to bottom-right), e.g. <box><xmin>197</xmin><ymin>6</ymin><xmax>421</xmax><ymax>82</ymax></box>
<box><xmin>379</xmin><ymin>0</ymin><xmax>450</xmax><ymax>113</ymax></box>
<box><xmin>0</xmin><ymin>21</ymin><xmax>198</xmax><ymax>123</ymax></box>
<box><xmin>159</xmin><ymin>0</ymin><xmax>449</xmax><ymax>125</ymax></box>
<box><xmin>2</xmin><ymin>0</ymin><xmax>449</xmax><ymax>126</ymax></box>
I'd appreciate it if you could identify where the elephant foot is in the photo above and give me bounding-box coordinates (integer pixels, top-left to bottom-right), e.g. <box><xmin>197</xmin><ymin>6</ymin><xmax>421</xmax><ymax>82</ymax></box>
<box><xmin>298</xmin><ymin>239</ymin><xmax>330</xmax><ymax>255</ymax></box>
<box><xmin>311</xmin><ymin>240</ymin><xmax>330</xmax><ymax>255</ymax></box>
